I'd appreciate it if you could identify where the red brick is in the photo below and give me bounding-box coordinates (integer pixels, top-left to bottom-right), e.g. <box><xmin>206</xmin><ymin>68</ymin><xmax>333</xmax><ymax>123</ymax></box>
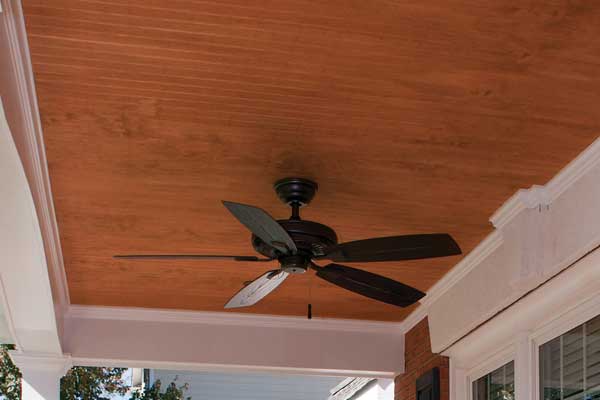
<box><xmin>395</xmin><ymin>317</ymin><xmax>448</xmax><ymax>400</ymax></box>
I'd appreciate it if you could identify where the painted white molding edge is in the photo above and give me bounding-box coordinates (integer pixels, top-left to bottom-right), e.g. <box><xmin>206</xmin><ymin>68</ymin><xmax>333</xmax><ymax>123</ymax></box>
<box><xmin>490</xmin><ymin>138</ymin><xmax>600</xmax><ymax>229</ymax></box>
<box><xmin>0</xmin><ymin>263</ymin><xmax>19</xmax><ymax>345</ymax></box>
<box><xmin>1</xmin><ymin>0</ymin><xmax>70</xmax><ymax>314</ymax></box>
<box><xmin>66</xmin><ymin>305</ymin><xmax>404</xmax><ymax>335</ymax></box>
<box><xmin>9</xmin><ymin>352</ymin><xmax>72</xmax><ymax>400</ymax></box>
<box><xmin>9</xmin><ymin>352</ymin><xmax>72</xmax><ymax>376</ymax></box>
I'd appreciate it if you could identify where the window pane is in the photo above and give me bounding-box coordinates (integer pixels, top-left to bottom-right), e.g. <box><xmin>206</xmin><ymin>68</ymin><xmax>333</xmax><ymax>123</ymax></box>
<box><xmin>540</xmin><ymin>314</ymin><xmax>600</xmax><ymax>400</ymax></box>
<box><xmin>540</xmin><ymin>337</ymin><xmax>561</xmax><ymax>400</ymax></box>
<box><xmin>472</xmin><ymin>361</ymin><xmax>514</xmax><ymax>400</ymax></box>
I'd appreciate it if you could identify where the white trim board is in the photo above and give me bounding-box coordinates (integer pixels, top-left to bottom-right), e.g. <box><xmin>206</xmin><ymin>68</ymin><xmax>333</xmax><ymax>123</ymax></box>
<box><xmin>0</xmin><ymin>0</ymin><xmax>69</xmax><ymax>323</ymax></box>
<box><xmin>64</xmin><ymin>305</ymin><xmax>405</xmax><ymax>377</ymax></box>
<box><xmin>66</xmin><ymin>305</ymin><xmax>404</xmax><ymax>335</ymax></box>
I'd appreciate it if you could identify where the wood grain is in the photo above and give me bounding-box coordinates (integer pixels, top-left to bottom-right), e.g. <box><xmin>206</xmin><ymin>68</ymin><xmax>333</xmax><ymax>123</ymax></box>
<box><xmin>22</xmin><ymin>0</ymin><xmax>599</xmax><ymax>321</ymax></box>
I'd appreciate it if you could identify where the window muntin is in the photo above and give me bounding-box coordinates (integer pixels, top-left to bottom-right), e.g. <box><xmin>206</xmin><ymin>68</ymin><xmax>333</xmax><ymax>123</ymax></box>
<box><xmin>472</xmin><ymin>361</ymin><xmax>515</xmax><ymax>400</ymax></box>
<box><xmin>540</xmin><ymin>314</ymin><xmax>600</xmax><ymax>400</ymax></box>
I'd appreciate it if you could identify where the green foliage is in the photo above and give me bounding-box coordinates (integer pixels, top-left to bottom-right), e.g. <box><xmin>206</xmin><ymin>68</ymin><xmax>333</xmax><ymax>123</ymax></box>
<box><xmin>60</xmin><ymin>367</ymin><xmax>129</xmax><ymax>400</ymax></box>
<box><xmin>0</xmin><ymin>350</ymin><xmax>189</xmax><ymax>400</ymax></box>
<box><xmin>131</xmin><ymin>379</ymin><xmax>190</xmax><ymax>400</ymax></box>
<box><xmin>0</xmin><ymin>344</ymin><xmax>21</xmax><ymax>400</ymax></box>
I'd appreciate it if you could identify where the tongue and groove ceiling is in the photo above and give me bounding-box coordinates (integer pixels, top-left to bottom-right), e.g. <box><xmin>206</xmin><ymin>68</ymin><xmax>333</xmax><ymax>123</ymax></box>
<box><xmin>22</xmin><ymin>0</ymin><xmax>599</xmax><ymax>321</ymax></box>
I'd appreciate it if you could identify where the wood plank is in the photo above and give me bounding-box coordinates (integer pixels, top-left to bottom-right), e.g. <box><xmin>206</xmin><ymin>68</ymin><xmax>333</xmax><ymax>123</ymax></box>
<box><xmin>22</xmin><ymin>0</ymin><xmax>600</xmax><ymax>320</ymax></box>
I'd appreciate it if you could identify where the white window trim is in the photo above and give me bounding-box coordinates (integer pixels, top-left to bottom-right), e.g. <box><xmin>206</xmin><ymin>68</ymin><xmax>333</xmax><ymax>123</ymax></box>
<box><xmin>530</xmin><ymin>291</ymin><xmax>600</xmax><ymax>400</ymax></box>
<box><xmin>468</xmin><ymin>345</ymin><xmax>515</xmax><ymax>387</ymax></box>
<box><xmin>466</xmin><ymin>346</ymin><xmax>516</xmax><ymax>400</ymax></box>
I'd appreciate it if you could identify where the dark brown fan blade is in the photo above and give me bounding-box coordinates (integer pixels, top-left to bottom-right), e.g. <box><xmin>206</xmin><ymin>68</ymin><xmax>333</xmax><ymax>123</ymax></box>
<box><xmin>313</xmin><ymin>263</ymin><xmax>425</xmax><ymax>307</ymax></box>
<box><xmin>222</xmin><ymin>201</ymin><xmax>297</xmax><ymax>254</ymax></box>
<box><xmin>321</xmin><ymin>234</ymin><xmax>461</xmax><ymax>262</ymax></box>
<box><xmin>113</xmin><ymin>255</ymin><xmax>272</xmax><ymax>261</ymax></box>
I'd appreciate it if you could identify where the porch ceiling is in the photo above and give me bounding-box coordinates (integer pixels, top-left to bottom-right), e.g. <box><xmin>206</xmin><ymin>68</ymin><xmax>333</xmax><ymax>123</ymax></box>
<box><xmin>22</xmin><ymin>0</ymin><xmax>600</xmax><ymax>321</ymax></box>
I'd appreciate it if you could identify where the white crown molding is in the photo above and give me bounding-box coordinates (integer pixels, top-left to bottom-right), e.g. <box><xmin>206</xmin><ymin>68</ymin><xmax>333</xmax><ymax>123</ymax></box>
<box><xmin>66</xmin><ymin>305</ymin><xmax>404</xmax><ymax>335</ymax></box>
<box><xmin>544</xmin><ymin>137</ymin><xmax>600</xmax><ymax>201</ymax></box>
<box><xmin>1</xmin><ymin>0</ymin><xmax>70</xmax><ymax>313</ymax></box>
<box><xmin>489</xmin><ymin>185</ymin><xmax>549</xmax><ymax>229</ymax></box>
<box><xmin>490</xmin><ymin>138</ymin><xmax>600</xmax><ymax>229</ymax></box>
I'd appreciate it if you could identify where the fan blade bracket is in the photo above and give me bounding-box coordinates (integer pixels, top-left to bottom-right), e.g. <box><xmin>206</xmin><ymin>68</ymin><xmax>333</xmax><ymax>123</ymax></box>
<box><xmin>224</xmin><ymin>269</ymin><xmax>289</xmax><ymax>309</ymax></box>
<box><xmin>222</xmin><ymin>201</ymin><xmax>297</xmax><ymax>254</ymax></box>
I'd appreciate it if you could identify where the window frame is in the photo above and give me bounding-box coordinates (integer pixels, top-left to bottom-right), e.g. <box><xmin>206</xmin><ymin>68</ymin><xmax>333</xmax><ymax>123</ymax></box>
<box><xmin>447</xmin><ymin>281</ymin><xmax>600</xmax><ymax>400</ymax></box>
<box><xmin>531</xmin><ymin>294</ymin><xmax>600</xmax><ymax>400</ymax></box>
<box><xmin>467</xmin><ymin>345</ymin><xmax>516</xmax><ymax>400</ymax></box>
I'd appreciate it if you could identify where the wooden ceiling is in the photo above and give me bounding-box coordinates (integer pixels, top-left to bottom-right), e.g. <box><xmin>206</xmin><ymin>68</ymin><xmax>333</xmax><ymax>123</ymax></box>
<box><xmin>23</xmin><ymin>0</ymin><xmax>599</xmax><ymax>321</ymax></box>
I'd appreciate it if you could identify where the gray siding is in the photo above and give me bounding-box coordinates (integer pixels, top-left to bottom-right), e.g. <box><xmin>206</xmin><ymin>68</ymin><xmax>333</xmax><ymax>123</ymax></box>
<box><xmin>152</xmin><ymin>370</ymin><xmax>344</xmax><ymax>400</ymax></box>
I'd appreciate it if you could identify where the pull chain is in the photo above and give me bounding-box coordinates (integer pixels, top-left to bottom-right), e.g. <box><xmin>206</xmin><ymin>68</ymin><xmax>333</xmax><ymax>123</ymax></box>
<box><xmin>307</xmin><ymin>269</ymin><xmax>314</xmax><ymax>319</ymax></box>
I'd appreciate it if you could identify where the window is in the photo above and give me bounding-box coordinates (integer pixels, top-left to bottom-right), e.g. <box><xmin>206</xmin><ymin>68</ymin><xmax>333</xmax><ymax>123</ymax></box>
<box><xmin>472</xmin><ymin>361</ymin><xmax>515</xmax><ymax>400</ymax></box>
<box><xmin>539</xmin><ymin>314</ymin><xmax>600</xmax><ymax>400</ymax></box>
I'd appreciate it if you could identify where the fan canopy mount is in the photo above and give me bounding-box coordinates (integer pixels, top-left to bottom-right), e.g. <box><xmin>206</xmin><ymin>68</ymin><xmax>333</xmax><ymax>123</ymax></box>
<box><xmin>254</xmin><ymin>178</ymin><xmax>337</xmax><ymax>274</ymax></box>
<box><xmin>273</xmin><ymin>177</ymin><xmax>318</xmax><ymax>206</ymax></box>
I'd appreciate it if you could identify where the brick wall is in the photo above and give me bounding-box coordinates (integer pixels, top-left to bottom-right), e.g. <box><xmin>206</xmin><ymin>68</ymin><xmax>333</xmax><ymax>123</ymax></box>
<box><xmin>395</xmin><ymin>317</ymin><xmax>449</xmax><ymax>400</ymax></box>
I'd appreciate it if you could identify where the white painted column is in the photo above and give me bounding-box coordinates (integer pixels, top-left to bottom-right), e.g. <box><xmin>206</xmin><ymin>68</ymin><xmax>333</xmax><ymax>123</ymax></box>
<box><xmin>449</xmin><ymin>359</ymin><xmax>468</xmax><ymax>400</ymax></box>
<box><xmin>10</xmin><ymin>353</ymin><xmax>72</xmax><ymax>400</ymax></box>
<box><xmin>514</xmin><ymin>333</ymin><xmax>534</xmax><ymax>400</ymax></box>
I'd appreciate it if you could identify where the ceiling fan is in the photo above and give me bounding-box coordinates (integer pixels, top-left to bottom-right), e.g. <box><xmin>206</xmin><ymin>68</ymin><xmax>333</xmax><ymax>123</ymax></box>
<box><xmin>115</xmin><ymin>178</ymin><xmax>461</xmax><ymax>310</ymax></box>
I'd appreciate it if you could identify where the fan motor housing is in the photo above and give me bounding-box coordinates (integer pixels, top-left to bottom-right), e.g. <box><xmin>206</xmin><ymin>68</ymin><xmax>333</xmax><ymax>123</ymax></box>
<box><xmin>251</xmin><ymin>219</ymin><xmax>338</xmax><ymax>260</ymax></box>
